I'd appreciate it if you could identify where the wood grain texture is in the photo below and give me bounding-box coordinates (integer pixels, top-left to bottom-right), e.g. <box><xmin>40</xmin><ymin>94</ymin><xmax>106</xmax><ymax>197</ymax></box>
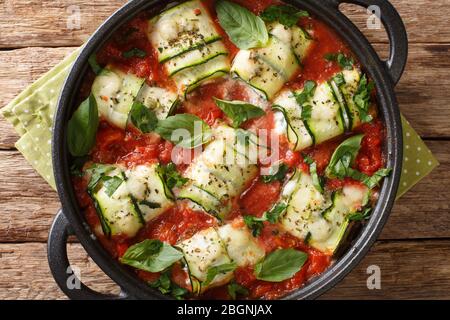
<box><xmin>0</xmin><ymin>0</ymin><xmax>449</xmax><ymax>48</ymax></box>
<box><xmin>1</xmin><ymin>43</ymin><xmax>450</xmax><ymax>149</ymax></box>
<box><xmin>1</xmin><ymin>240</ymin><xmax>449</xmax><ymax>300</ymax></box>
<box><xmin>0</xmin><ymin>140</ymin><xmax>447</xmax><ymax>243</ymax></box>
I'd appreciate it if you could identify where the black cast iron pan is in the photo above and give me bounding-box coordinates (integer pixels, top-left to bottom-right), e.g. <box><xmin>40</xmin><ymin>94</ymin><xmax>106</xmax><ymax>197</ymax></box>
<box><xmin>49</xmin><ymin>0</ymin><xmax>407</xmax><ymax>300</ymax></box>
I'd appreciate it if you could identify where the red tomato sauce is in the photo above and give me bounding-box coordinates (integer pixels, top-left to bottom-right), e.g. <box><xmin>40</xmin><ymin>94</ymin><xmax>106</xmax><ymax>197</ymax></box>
<box><xmin>74</xmin><ymin>0</ymin><xmax>386</xmax><ymax>300</ymax></box>
<box><xmin>234</xmin><ymin>228</ymin><xmax>331</xmax><ymax>299</ymax></box>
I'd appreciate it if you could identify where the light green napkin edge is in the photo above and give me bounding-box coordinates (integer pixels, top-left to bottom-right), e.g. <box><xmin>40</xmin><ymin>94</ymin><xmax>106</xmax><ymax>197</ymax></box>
<box><xmin>0</xmin><ymin>48</ymin><xmax>439</xmax><ymax>198</ymax></box>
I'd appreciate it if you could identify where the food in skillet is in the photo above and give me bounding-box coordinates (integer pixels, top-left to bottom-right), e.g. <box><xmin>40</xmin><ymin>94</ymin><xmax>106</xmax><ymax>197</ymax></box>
<box><xmin>69</xmin><ymin>0</ymin><xmax>391</xmax><ymax>300</ymax></box>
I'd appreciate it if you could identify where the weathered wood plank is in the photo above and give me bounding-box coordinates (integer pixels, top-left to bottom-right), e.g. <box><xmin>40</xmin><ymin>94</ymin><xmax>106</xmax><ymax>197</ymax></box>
<box><xmin>1</xmin><ymin>240</ymin><xmax>449</xmax><ymax>299</ymax></box>
<box><xmin>322</xmin><ymin>240</ymin><xmax>450</xmax><ymax>300</ymax></box>
<box><xmin>0</xmin><ymin>0</ymin><xmax>449</xmax><ymax>48</ymax></box>
<box><xmin>1</xmin><ymin>43</ymin><xmax>450</xmax><ymax>149</ymax></box>
<box><xmin>0</xmin><ymin>140</ymin><xmax>448</xmax><ymax>242</ymax></box>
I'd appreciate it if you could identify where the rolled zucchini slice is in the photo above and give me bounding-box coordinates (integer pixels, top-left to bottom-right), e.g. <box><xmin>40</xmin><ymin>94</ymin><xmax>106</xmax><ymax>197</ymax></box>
<box><xmin>172</xmin><ymin>54</ymin><xmax>230</xmax><ymax>96</ymax></box>
<box><xmin>292</xmin><ymin>25</ymin><xmax>314</xmax><ymax>61</ymax></box>
<box><xmin>305</xmin><ymin>81</ymin><xmax>345</xmax><ymax>145</ymax></box>
<box><xmin>280</xmin><ymin>170</ymin><xmax>369</xmax><ymax>254</ymax></box>
<box><xmin>125</xmin><ymin>164</ymin><xmax>175</xmax><ymax>222</ymax></box>
<box><xmin>149</xmin><ymin>0</ymin><xmax>222</xmax><ymax>63</ymax></box>
<box><xmin>217</xmin><ymin>221</ymin><xmax>266</xmax><ymax>267</ymax></box>
<box><xmin>90</xmin><ymin>167</ymin><xmax>144</xmax><ymax>238</ymax></box>
<box><xmin>339</xmin><ymin>68</ymin><xmax>363</xmax><ymax>129</ymax></box>
<box><xmin>135</xmin><ymin>84</ymin><xmax>179</xmax><ymax>119</ymax></box>
<box><xmin>280</xmin><ymin>170</ymin><xmax>332</xmax><ymax>242</ymax></box>
<box><xmin>272</xmin><ymin>90</ymin><xmax>314</xmax><ymax>151</ymax></box>
<box><xmin>165</xmin><ymin>41</ymin><xmax>228</xmax><ymax>77</ymax></box>
<box><xmin>231</xmin><ymin>35</ymin><xmax>300</xmax><ymax>100</ymax></box>
<box><xmin>91</xmin><ymin>66</ymin><xmax>145</xmax><ymax>129</ymax></box>
<box><xmin>315</xmin><ymin>184</ymin><xmax>369</xmax><ymax>253</ymax></box>
<box><xmin>177</xmin><ymin>126</ymin><xmax>259</xmax><ymax>218</ymax></box>
<box><xmin>178</xmin><ymin>227</ymin><xmax>234</xmax><ymax>293</ymax></box>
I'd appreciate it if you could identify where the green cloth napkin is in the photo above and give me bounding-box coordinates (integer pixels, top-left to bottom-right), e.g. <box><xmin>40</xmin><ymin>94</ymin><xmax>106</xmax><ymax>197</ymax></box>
<box><xmin>1</xmin><ymin>49</ymin><xmax>439</xmax><ymax>197</ymax></box>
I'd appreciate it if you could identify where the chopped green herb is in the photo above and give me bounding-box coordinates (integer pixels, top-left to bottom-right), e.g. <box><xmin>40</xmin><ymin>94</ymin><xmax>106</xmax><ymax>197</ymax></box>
<box><xmin>353</xmin><ymin>74</ymin><xmax>375</xmax><ymax>123</ymax></box>
<box><xmin>260</xmin><ymin>4</ymin><xmax>309</xmax><ymax>27</ymax></box>
<box><xmin>264</xmin><ymin>202</ymin><xmax>288</xmax><ymax>224</ymax></box>
<box><xmin>325</xmin><ymin>53</ymin><xmax>354</xmax><ymax>70</ymax></box>
<box><xmin>301</xmin><ymin>104</ymin><xmax>313</xmax><ymax>121</ymax></box>
<box><xmin>361</xmin><ymin>168</ymin><xmax>392</xmax><ymax>189</ymax></box>
<box><xmin>348</xmin><ymin>207</ymin><xmax>372</xmax><ymax>221</ymax></box>
<box><xmin>102</xmin><ymin>175</ymin><xmax>123</xmax><ymax>197</ymax></box>
<box><xmin>261</xmin><ymin>163</ymin><xmax>289</xmax><ymax>183</ymax></box>
<box><xmin>157</xmin><ymin>163</ymin><xmax>189</xmax><ymax>190</ymax></box>
<box><xmin>227</xmin><ymin>283</ymin><xmax>249</xmax><ymax>300</ymax></box>
<box><xmin>150</xmin><ymin>272</ymin><xmax>188</xmax><ymax>299</ymax></box>
<box><xmin>243</xmin><ymin>215</ymin><xmax>265</xmax><ymax>237</ymax></box>
<box><xmin>86</xmin><ymin>164</ymin><xmax>114</xmax><ymax>191</ymax></box>
<box><xmin>244</xmin><ymin>202</ymin><xmax>288</xmax><ymax>236</ymax></box>
<box><xmin>122</xmin><ymin>48</ymin><xmax>147</xmax><ymax>59</ymax></box>
<box><xmin>295</xmin><ymin>80</ymin><xmax>317</xmax><ymax>106</ymax></box>
<box><xmin>303</xmin><ymin>155</ymin><xmax>324</xmax><ymax>193</ymax></box>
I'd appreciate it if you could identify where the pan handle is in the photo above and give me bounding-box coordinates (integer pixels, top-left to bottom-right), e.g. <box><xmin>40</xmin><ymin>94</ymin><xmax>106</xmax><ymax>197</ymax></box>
<box><xmin>326</xmin><ymin>0</ymin><xmax>408</xmax><ymax>85</ymax></box>
<box><xmin>48</xmin><ymin>210</ymin><xmax>130</xmax><ymax>300</ymax></box>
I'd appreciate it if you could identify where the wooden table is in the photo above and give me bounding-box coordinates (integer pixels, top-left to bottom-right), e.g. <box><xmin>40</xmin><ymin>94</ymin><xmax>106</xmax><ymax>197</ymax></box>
<box><xmin>0</xmin><ymin>0</ymin><xmax>449</xmax><ymax>300</ymax></box>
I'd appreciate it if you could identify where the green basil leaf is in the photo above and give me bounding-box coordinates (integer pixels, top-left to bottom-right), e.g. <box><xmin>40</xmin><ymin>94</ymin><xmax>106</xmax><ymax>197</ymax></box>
<box><xmin>261</xmin><ymin>163</ymin><xmax>289</xmax><ymax>183</ymax></box>
<box><xmin>361</xmin><ymin>168</ymin><xmax>392</xmax><ymax>189</ymax></box>
<box><xmin>216</xmin><ymin>0</ymin><xmax>269</xmax><ymax>49</ymax></box>
<box><xmin>204</xmin><ymin>262</ymin><xmax>237</xmax><ymax>286</ymax></box>
<box><xmin>353</xmin><ymin>74</ymin><xmax>375</xmax><ymax>123</ymax></box>
<box><xmin>214</xmin><ymin>98</ymin><xmax>266</xmax><ymax>128</ymax></box>
<box><xmin>325</xmin><ymin>134</ymin><xmax>364</xmax><ymax>179</ymax></box>
<box><xmin>260</xmin><ymin>4</ymin><xmax>309</xmax><ymax>27</ymax></box>
<box><xmin>122</xmin><ymin>48</ymin><xmax>147</xmax><ymax>59</ymax></box>
<box><xmin>120</xmin><ymin>239</ymin><xmax>183</xmax><ymax>273</ymax></box>
<box><xmin>243</xmin><ymin>215</ymin><xmax>265</xmax><ymax>237</ymax></box>
<box><xmin>88</xmin><ymin>54</ymin><xmax>103</xmax><ymax>75</ymax></box>
<box><xmin>67</xmin><ymin>94</ymin><xmax>99</xmax><ymax>157</ymax></box>
<box><xmin>129</xmin><ymin>101</ymin><xmax>159</xmax><ymax>133</ymax></box>
<box><xmin>102</xmin><ymin>175</ymin><xmax>124</xmax><ymax>197</ymax></box>
<box><xmin>254</xmin><ymin>248</ymin><xmax>308</xmax><ymax>282</ymax></box>
<box><xmin>348</xmin><ymin>207</ymin><xmax>372</xmax><ymax>221</ymax></box>
<box><xmin>227</xmin><ymin>283</ymin><xmax>249</xmax><ymax>300</ymax></box>
<box><xmin>155</xmin><ymin>114</ymin><xmax>212</xmax><ymax>149</ymax></box>
<box><xmin>157</xmin><ymin>162</ymin><xmax>189</xmax><ymax>190</ymax></box>
<box><xmin>264</xmin><ymin>202</ymin><xmax>288</xmax><ymax>224</ymax></box>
